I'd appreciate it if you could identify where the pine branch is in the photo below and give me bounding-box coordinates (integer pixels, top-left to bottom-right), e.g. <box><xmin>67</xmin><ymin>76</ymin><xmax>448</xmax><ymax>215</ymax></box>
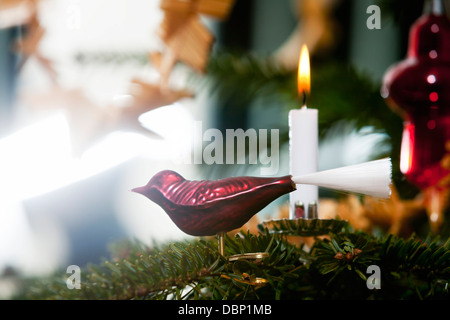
<box><xmin>19</xmin><ymin>225</ymin><xmax>449</xmax><ymax>300</ymax></box>
<box><xmin>204</xmin><ymin>51</ymin><xmax>294</xmax><ymax>108</ymax></box>
<box><xmin>310</xmin><ymin>232</ymin><xmax>449</xmax><ymax>299</ymax></box>
<box><xmin>23</xmin><ymin>231</ymin><xmax>308</xmax><ymax>300</ymax></box>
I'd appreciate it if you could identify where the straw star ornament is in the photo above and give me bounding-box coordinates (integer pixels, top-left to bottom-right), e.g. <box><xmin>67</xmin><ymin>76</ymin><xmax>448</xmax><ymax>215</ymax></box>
<box><xmin>0</xmin><ymin>0</ymin><xmax>37</xmax><ymax>29</ymax></box>
<box><xmin>155</xmin><ymin>0</ymin><xmax>235</xmax><ymax>85</ymax></box>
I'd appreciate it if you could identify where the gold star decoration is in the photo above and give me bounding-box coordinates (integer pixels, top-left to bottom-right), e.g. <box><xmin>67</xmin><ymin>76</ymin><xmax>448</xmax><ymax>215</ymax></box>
<box><xmin>155</xmin><ymin>0</ymin><xmax>235</xmax><ymax>86</ymax></box>
<box><xmin>0</xmin><ymin>0</ymin><xmax>37</xmax><ymax>29</ymax></box>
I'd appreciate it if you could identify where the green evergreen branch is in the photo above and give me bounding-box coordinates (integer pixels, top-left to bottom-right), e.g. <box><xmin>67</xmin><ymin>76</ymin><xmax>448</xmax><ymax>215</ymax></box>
<box><xmin>19</xmin><ymin>225</ymin><xmax>449</xmax><ymax>300</ymax></box>
<box><xmin>205</xmin><ymin>51</ymin><xmax>294</xmax><ymax>107</ymax></box>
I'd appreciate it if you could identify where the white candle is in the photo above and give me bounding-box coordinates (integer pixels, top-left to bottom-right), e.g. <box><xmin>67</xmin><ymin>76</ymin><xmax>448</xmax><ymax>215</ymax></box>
<box><xmin>289</xmin><ymin>45</ymin><xmax>319</xmax><ymax>219</ymax></box>
<box><xmin>289</xmin><ymin>107</ymin><xmax>318</xmax><ymax>218</ymax></box>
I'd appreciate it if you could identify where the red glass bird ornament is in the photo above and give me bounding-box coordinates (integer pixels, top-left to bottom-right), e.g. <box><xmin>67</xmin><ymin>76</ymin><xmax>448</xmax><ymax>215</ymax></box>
<box><xmin>132</xmin><ymin>170</ymin><xmax>296</xmax><ymax>236</ymax></box>
<box><xmin>132</xmin><ymin>160</ymin><xmax>391</xmax><ymax>237</ymax></box>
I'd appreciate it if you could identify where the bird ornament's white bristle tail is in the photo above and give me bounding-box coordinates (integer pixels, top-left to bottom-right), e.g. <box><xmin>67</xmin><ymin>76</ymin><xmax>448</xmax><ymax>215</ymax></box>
<box><xmin>292</xmin><ymin>158</ymin><xmax>392</xmax><ymax>198</ymax></box>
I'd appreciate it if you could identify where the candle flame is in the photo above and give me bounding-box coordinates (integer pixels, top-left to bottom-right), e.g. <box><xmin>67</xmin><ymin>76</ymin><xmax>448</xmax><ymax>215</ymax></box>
<box><xmin>298</xmin><ymin>44</ymin><xmax>310</xmax><ymax>100</ymax></box>
<box><xmin>400</xmin><ymin>123</ymin><xmax>414</xmax><ymax>174</ymax></box>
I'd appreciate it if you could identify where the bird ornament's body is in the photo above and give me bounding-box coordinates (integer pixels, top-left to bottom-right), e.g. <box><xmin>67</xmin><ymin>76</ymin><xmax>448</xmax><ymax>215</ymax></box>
<box><xmin>132</xmin><ymin>170</ymin><xmax>296</xmax><ymax>236</ymax></box>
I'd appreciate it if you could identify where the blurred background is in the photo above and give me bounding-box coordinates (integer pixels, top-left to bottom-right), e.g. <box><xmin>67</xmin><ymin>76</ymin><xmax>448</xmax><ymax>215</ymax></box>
<box><xmin>0</xmin><ymin>0</ymin><xmax>448</xmax><ymax>298</ymax></box>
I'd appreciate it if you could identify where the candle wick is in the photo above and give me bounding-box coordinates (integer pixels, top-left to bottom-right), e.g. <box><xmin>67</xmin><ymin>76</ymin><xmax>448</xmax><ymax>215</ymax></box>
<box><xmin>302</xmin><ymin>90</ymin><xmax>307</xmax><ymax>108</ymax></box>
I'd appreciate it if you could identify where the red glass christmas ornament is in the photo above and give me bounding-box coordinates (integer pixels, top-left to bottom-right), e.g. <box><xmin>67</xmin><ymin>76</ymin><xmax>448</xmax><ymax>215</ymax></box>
<box><xmin>382</xmin><ymin>1</ymin><xmax>450</xmax><ymax>232</ymax></box>
<box><xmin>132</xmin><ymin>170</ymin><xmax>295</xmax><ymax>236</ymax></box>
